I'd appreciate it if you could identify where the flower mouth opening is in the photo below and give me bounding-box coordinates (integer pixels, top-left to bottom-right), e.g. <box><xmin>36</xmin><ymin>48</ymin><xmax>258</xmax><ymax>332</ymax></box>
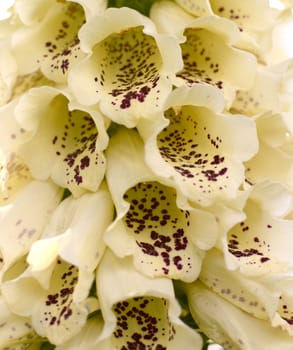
<box><xmin>112</xmin><ymin>296</ymin><xmax>174</xmax><ymax>350</ymax></box>
<box><xmin>91</xmin><ymin>26</ymin><xmax>163</xmax><ymax>109</ymax></box>
<box><xmin>177</xmin><ymin>28</ymin><xmax>225</xmax><ymax>90</ymax></box>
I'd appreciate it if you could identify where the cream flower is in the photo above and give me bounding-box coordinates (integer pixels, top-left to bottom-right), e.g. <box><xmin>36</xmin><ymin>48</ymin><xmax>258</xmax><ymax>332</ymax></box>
<box><xmin>0</xmin><ymin>295</ymin><xmax>40</xmax><ymax>349</ymax></box>
<box><xmin>105</xmin><ymin>126</ymin><xmax>218</xmax><ymax>282</ymax></box>
<box><xmin>55</xmin><ymin>316</ymin><xmax>104</xmax><ymax>350</ymax></box>
<box><xmin>197</xmin><ymin>248</ymin><xmax>293</xmax><ymax>337</ymax></box>
<box><xmin>94</xmin><ymin>249</ymin><xmax>203</xmax><ymax>350</ymax></box>
<box><xmin>27</xmin><ymin>182</ymin><xmax>113</xmax><ymax>275</ymax></box>
<box><xmin>245</xmin><ymin>112</ymin><xmax>293</xmax><ymax>190</ymax></box>
<box><xmin>0</xmin><ymin>152</ymin><xmax>62</xmax><ymax>275</ymax></box>
<box><xmin>222</xmin><ymin>181</ymin><xmax>293</xmax><ymax>275</ymax></box>
<box><xmin>187</xmin><ymin>280</ymin><xmax>293</xmax><ymax>350</ymax></box>
<box><xmin>2</xmin><ymin>257</ymin><xmax>99</xmax><ymax>346</ymax></box>
<box><xmin>68</xmin><ymin>7</ymin><xmax>183</xmax><ymax>127</ymax></box>
<box><xmin>12</xmin><ymin>86</ymin><xmax>108</xmax><ymax>197</ymax></box>
<box><xmin>150</xmin><ymin>2</ymin><xmax>257</xmax><ymax>106</ymax></box>
<box><xmin>174</xmin><ymin>0</ymin><xmax>274</xmax><ymax>31</ymax></box>
<box><xmin>198</xmin><ymin>248</ymin><xmax>276</xmax><ymax>321</ymax></box>
<box><xmin>188</xmin><ymin>250</ymin><xmax>293</xmax><ymax>343</ymax></box>
<box><xmin>231</xmin><ymin>63</ymin><xmax>287</xmax><ymax>116</ymax></box>
<box><xmin>12</xmin><ymin>0</ymin><xmax>88</xmax><ymax>83</ymax></box>
<box><xmin>138</xmin><ymin>85</ymin><xmax>258</xmax><ymax>207</ymax></box>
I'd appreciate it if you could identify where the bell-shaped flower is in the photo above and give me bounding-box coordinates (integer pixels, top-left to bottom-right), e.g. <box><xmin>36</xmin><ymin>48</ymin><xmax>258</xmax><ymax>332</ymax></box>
<box><xmin>174</xmin><ymin>0</ymin><xmax>274</xmax><ymax>32</ymax></box>
<box><xmin>208</xmin><ymin>0</ymin><xmax>275</xmax><ymax>32</ymax></box>
<box><xmin>186</xmin><ymin>280</ymin><xmax>293</xmax><ymax>350</ymax></box>
<box><xmin>137</xmin><ymin>85</ymin><xmax>258</xmax><ymax>207</ymax></box>
<box><xmin>222</xmin><ymin>181</ymin><xmax>293</xmax><ymax>275</ymax></box>
<box><xmin>245</xmin><ymin>112</ymin><xmax>293</xmax><ymax>191</ymax></box>
<box><xmin>27</xmin><ymin>182</ymin><xmax>113</xmax><ymax>277</ymax></box>
<box><xmin>68</xmin><ymin>7</ymin><xmax>183</xmax><ymax>127</ymax></box>
<box><xmin>0</xmin><ymin>151</ymin><xmax>63</xmax><ymax>275</ymax></box>
<box><xmin>12</xmin><ymin>86</ymin><xmax>108</xmax><ymax>197</ymax></box>
<box><xmin>151</xmin><ymin>2</ymin><xmax>257</xmax><ymax>106</ymax></box>
<box><xmin>93</xmin><ymin>249</ymin><xmax>203</xmax><ymax>350</ymax></box>
<box><xmin>0</xmin><ymin>294</ymin><xmax>40</xmax><ymax>349</ymax></box>
<box><xmin>231</xmin><ymin>63</ymin><xmax>287</xmax><ymax>117</ymax></box>
<box><xmin>105</xmin><ymin>126</ymin><xmax>218</xmax><ymax>282</ymax></box>
<box><xmin>198</xmin><ymin>248</ymin><xmax>278</xmax><ymax>321</ymax></box>
<box><xmin>198</xmin><ymin>248</ymin><xmax>293</xmax><ymax>337</ymax></box>
<box><xmin>2</xmin><ymin>256</ymin><xmax>99</xmax><ymax>346</ymax></box>
<box><xmin>11</xmin><ymin>0</ymin><xmax>88</xmax><ymax>83</ymax></box>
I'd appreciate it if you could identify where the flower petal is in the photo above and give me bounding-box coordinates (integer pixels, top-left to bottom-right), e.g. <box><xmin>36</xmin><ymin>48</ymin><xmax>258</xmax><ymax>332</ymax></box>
<box><xmin>27</xmin><ymin>183</ymin><xmax>113</xmax><ymax>273</ymax></box>
<box><xmin>12</xmin><ymin>0</ymin><xmax>86</xmax><ymax>82</ymax></box>
<box><xmin>138</xmin><ymin>85</ymin><xmax>258</xmax><ymax>207</ymax></box>
<box><xmin>0</xmin><ymin>295</ymin><xmax>38</xmax><ymax>349</ymax></box>
<box><xmin>55</xmin><ymin>316</ymin><xmax>104</xmax><ymax>350</ymax></box>
<box><xmin>2</xmin><ymin>258</ymin><xmax>98</xmax><ymax>345</ymax></box>
<box><xmin>105</xmin><ymin>126</ymin><xmax>218</xmax><ymax>281</ymax></box>
<box><xmin>176</xmin><ymin>16</ymin><xmax>257</xmax><ymax>105</ymax></box>
<box><xmin>199</xmin><ymin>249</ymin><xmax>280</xmax><ymax>320</ymax></box>
<box><xmin>15</xmin><ymin>86</ymin><xmax>108</xmax><ymax>197</ymax></box>
<box><xmin>187</xmin><ymin>281</ymin><xmax>293</xmax><ymax>350</ymax></box>
<box><xmin>231</xmin><ymin>65</ymin><xmax>283</xmax><ymax>116</ymax></box>
<box><xmin>0</xmin><ymin>178</ymin><xmax>62</xmax><ymax>271</ymax></box>
<box><xmin>95</xmin><ymin>249</ymin><xmax>203</xmax><ymax>350</ymax></box>
<box><xmin>209</xmin><ymin>0</ymin><xmax>275</xmax><ymax>31</ymax></box>
<box><xmin>68</xmin><ymin>7</ymin><xmax>183</xmax><ymax>127</ymax></box>
<box><xmin>245</xmin><ymin>112</ymin><xmax>293</xmax><ymax>191</ymax></box>
<box><xmin>174</xmin><ymin>0</ymin><xmax>213</xmax><ymax>16</ymax></box>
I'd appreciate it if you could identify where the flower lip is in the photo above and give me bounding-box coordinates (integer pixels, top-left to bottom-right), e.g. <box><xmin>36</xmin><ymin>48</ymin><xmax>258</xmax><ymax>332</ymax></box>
<box><xmin>68</xmin><ymin>7</ymin><xmax>183</xmax><ymax>127</ymax></box>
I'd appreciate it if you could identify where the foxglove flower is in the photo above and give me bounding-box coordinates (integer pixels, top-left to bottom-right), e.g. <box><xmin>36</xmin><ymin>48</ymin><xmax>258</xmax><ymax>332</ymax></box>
<box><xmin>0</xmin><ymin>152</ymin><xmax>62</xmax><ymax>275</ymax></box>
<box><xmin>27</xmin><ymin>182</ymin><xmax>113</xmax><ymax>276</ymax></box>
<box><xmin>174</xmin><ymin>0</ymin><xmax>274</xmax><ymax>31</ymax></box>
<box><xmin>12</xmin><ymin>0</ymin><xmax>88</xmax><ymax>83</ymax></box>
<box><xmin>105</xmin><ymin>126</ymin><xmax>218</xmax><ymax>282</ymax></box>
<box><xmin>187</xmin><ymin>280</ymin><xmax>293</xmax><ymax>350</ymax></box>
<box><xmin>150</xmin><ymin>2</ymin><xmax>257</xmax><ymax>106</ymax></box>
<box><xmin>2</xmin><ymin>256</ymin><xmax>99</xmax><ymax>345</ymax></box>
<box><xmin>0</xmin><ymin>294</ymin><xmax>39</xmax><ymax>349</ymax></box>
<box><xmin>12</xmin><ymin>86</ymin><xmax>108</xmax><ymax>197</ymax></box>
<box><xmin>231</xmin><ymin>63</ymin><xmax>286</xmax><ymax>116</ymax></box>
<box><xmin>222</xmin><ymin>181</ymin><xmax>293</xmax><ymax>275</ymax></box>
<box><xmin>138</xmin><ymin>85</ymin><xmax>258</xmax><ymax>207</ymax></box>
<box><xmin>68</xmin><ymin>7</ymin><xmax>183</xmax><ymax>127</ymax></box>
<box><xmin>94</xmin><ymin>249</ymin><xmax>203</xmax><ymax>349</ymax></box>
<box><xmin>245</xmin><ymin>112</ymin><xmax>293</xmax><ymax>190</ymax></box>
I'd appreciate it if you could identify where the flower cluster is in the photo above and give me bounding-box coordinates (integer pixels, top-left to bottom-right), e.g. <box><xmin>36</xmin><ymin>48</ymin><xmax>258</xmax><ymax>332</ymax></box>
<box><xmin>1</xmin><ymin>0</ymin><xmax>293</xmax><ymax>349</ymax></box>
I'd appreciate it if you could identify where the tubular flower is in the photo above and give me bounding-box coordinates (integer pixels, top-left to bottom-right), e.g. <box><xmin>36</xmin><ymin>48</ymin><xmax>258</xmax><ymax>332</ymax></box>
<box><xmin>186</xmin><ymin>281</ymin><xmax>293</xmax><ymax>350</ymax></box>
<box><xmin>187</xmin><ymin>250</ymin><xmax>293</xmax><ymax>347</ymax></box>
<box><xmin>13</xmin><ymin>86</ymin><xmax>108</xmax><ymax>197</ymax></box>
<box><xmin>0</xmin><ymin>295</ymin><xmax>40</xmax><ymax>350</ymax></box>
<box><xmin>150</xmin><ymin>2</ymin><xmax>257</xmax><ymax>106</ymax></box>
<box><xmin>2</xmin><ymin>256</ymin><xmax>99</xmax><ymax>346</ymax></box>
<box><xmin>138</xmin><ymin>85</ymin><xmax>258</xmax><ymax>207</ymax></box>
<box><xmin>174</xmin><ymin>0</ymin><xmax>274</xmax><ymax>32</ymax></box>
<box><xmin>11</xmin><ymin>0</ymin><xmax>88</xmax><ymax>83</ymax></box>
<box><xmin>222</xmin><ymin>181</ymin><xmax>293</xmax><ymax>275</ymax></box>
<box><xmin>94</xmin><ymin>249</ymin><xmax>203</xmax><ymax>350</ymax></box>
<box><xmin>68</xmin><ymin>7</ymin><xmax>183</xmax><ymax>127</ymax></box>
<box><xmin>105</xmin><ymin>127</ymin><xmax>218</xmax><ymax>282</ymax></box>
<box><xmin>27</xmin><ymin>182</ymin><xmax>113</xmax><ymax>274</ymax></box>
<box><xmin>0</xmin><ymin>151</ymin><xmax>63</xmax><ymax>276</ymax></box>
<box><xmin>245</xmin><ymin>112</ymin><xmax>293</xmax><ymax>190</ymax></box>
<box><xmin>231</xmin><ymin>63</ymin><xmax>286</xmax><ymax>117</ymax></box>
